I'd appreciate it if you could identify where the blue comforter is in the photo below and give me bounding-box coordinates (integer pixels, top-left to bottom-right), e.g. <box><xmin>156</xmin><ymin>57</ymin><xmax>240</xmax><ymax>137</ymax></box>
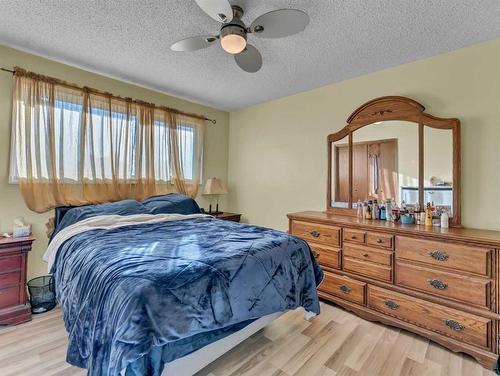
<box><xmin>52</xmin><ymin>216</ymin><xmax>323</xmax><ymax>376</ymax></box>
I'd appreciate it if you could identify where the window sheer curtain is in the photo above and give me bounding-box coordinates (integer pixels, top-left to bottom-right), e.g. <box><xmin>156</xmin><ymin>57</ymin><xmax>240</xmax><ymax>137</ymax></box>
<box><xmin>9</xmin><ymin>70</ymin><xmax>204</xmax><ymax>213</ymax></box>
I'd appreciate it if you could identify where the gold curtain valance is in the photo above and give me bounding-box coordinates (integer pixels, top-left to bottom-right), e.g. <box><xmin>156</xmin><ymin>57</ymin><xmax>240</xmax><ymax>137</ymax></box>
<box><xmin>13</xmin><ymin>67</ymin><xmax>215</xmax><ymax>123</ymax></box>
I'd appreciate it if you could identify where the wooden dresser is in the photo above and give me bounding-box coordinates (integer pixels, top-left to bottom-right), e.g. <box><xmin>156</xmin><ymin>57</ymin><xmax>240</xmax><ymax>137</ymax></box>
<box><xmin>0</xmin><ymin>236</ymin><xmax>34</xmax><ymax>325</ymax></box>
<box><xmin>288</xmin><ymin>211</ymin><xmax>500</xmax><ymax>369</ymax></box>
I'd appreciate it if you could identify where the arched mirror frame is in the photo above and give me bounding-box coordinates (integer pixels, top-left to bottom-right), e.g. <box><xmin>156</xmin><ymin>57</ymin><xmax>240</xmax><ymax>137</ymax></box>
<box><xmin>327</xmin><ymin>96</ymin><xmax>461</xmax><ymax>226</ymax></box>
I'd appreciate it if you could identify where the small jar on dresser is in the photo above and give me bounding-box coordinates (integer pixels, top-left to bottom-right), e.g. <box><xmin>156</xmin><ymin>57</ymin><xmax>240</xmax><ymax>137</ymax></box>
<box><xmin>0</xmin><ymin>236</ymin><xmax>34</xmax><ymax>325</ymax></box>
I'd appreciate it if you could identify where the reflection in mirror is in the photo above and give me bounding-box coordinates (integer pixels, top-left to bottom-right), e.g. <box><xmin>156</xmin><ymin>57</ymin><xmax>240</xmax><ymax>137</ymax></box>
<box><xmin>424</xmin><ymin>127</ymin><xmax>453</xmax><ymax>216</ymax></box>
<box><xmin>330</xmin><ymin>135</ymin><xmax>349</xmax><ymax>208</ymax></box>
<box><xmin>351</xmin><ymin>121</ymin><xmax>419</xmax><ymax>207</ymax></box>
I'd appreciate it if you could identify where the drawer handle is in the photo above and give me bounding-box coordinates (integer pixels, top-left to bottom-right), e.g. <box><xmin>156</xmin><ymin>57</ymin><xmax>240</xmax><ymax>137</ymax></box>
<box><xmin>339</xmin><ymin>285</ymin><xmax>351</xmax><ymax>294</ymax></box>
<box><xmin>384</xmin><ymin>300</ymin><xmax>399</xmax><ymax>310</ymax></box>
<box><xmin>376</xmin><ymin>239</ymin><xmax>383</xmax><ymax>244</ymax></box>
<box><xmin>443</xmin><ymin>319</ymin><xmax>464</xmax><ymax>331</ymax></box>
<box><xmin>427</xmin><ymin>278</ymin><xmax>448</xmax><ymax>290</ymax></box>
<box><xmin>351</xmin><ymin>235</ymin><xmax>357</xmax><ymax>239</ymax></box>
<box><xmin>312</xmin><ymin>250</ymin><xmax>320</xmax><ymax>259</ymax></box>
<box><xmin>310</xmin><ymin>230</ymin><xmax>320</xmax><ymax>238</ymax></box>
<box><xmin>429</xmin><ymin>250</ymin><xmax>449</xmax><ymax>261</ymax></box>
<box><xmin>362</xmin><ymin>253</ymin><xmax>369</xmax><ymax>257</ymax></box>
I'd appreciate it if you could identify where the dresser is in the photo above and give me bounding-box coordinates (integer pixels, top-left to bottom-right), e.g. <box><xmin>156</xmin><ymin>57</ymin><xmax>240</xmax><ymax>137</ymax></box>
<box><xmin>288</xmin><ymin>211</ymin><xmax>500</xmax><ymax>369</ymax></box>
<box><xmin>0</xmin><ymin>236</ymin><xmax>34</xmax><ymax>325</ymax></box>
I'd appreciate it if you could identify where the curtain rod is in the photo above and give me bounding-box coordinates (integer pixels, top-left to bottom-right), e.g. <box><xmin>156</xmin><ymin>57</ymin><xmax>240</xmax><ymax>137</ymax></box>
<box><xmin>0</xmin><ymin>66</ymin><xmax>216</xmax><ymax>124</ymax></box>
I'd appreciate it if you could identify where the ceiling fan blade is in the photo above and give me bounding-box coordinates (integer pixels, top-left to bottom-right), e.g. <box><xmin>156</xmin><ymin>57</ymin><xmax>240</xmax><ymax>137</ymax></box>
<box><xmin>170</xmin><ymin>35</ymin><xmax>218</xmax><ymax>52</ymax></box>
<box><xmin>234</xmin><ymin>44</ymin><xmax>262</xmax><ymax>73</ymax></box>
<box><xmin>250</xmin><ymin>9</ymin><xmax>309</xmax><ymax>38</ymax></box>
<box><xmin>194</xmin><ymin>0</ymin><xmax>233</xmax><ymax>23</ymax></box>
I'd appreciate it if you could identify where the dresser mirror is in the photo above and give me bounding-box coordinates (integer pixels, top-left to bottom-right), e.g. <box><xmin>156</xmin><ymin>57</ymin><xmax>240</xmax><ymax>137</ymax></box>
<box><xmin>424</xmin><ymin>127</ymin><xmax>454</xmax><ymax>216</ymax></box>
<box><xmin>330</xmin><ymin>135</ymin><xmax>349</xmax><ymax>208</ymax></box>
<box><xmin>327</xmin><ymin>96</ymin><xmax>461</xmax><ymax>225</ymax></box>
<box><xmin>351</xmin><ymin>121</ymin><xmax>419</xmax><ymax>207</ymax></box>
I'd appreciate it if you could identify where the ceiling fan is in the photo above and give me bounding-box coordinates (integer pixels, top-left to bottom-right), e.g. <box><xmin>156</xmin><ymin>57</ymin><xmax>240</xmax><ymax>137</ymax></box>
<box><xmin>170</xmin><ymin>0</ymin><xmax>310</xmax><ymax>73</ymax></box>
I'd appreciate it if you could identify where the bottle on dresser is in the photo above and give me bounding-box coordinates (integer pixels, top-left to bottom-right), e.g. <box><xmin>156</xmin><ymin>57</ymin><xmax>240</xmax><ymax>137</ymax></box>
<box><xmin>365</xmin><ymin>200</ymin><xmax>373</xmax><ymax>220</ymax></box>
<box><xmin>391</xmin><ymin>200</ymin><xmax>400</xmax><ymax>222</ymax></box>
<box><xmin>356</xmin><ymin>200</ymin><xmax>363</xmax><ymax>219</ymax></box>
<box><xmin>385</xmin><ymin>199</ymin><xmax>392</xmax><ymax>222</ymax></box>
<box><xmin>425</xmin><ymin>202</ymin><xmax>433</xmax><ymax>227</ymax></box>
<box><xmin>380</xmin><ymin>204</ymin><xmax>386</xmax><ymax>220</ymax></box>
<box><xmin>373</xmin><ymin>199</ymin><xmax>379</xmax><ymax>220</ymax></box>
<box><xmin>441</xmin><ymin>209</ymin><xmax>449</xmax><ymax>228</ymax></box>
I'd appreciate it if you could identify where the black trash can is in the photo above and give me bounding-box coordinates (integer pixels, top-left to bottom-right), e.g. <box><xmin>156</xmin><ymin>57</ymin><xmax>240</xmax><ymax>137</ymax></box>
<box><xmin>27</xmin><ymin>275</ymin><xmax>56</xmax><ymax>314</ymax></box>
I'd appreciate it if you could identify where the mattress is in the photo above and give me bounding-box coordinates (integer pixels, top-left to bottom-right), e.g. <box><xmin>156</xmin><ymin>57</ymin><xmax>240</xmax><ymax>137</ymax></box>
<box><xmin>163</xmin><ymin>311</ymin><xmax>285</xmax><ymax>376</ymax></box>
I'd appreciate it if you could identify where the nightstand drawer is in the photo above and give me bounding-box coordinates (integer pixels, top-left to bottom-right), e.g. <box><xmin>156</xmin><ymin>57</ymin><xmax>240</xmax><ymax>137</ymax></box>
<box><xmin>0</xmin><ymin>255</ymin><xmax>22</xmax><ymax>271</ymax></box>
<box><xmin>0</xmin><ymin>272</ymin><xmax>21</xmax><ymax>288</ymax></box>
<box><xmin>0</xmin><ymin>286</ymin><xmax>20</xmax><ymax>309</ymax></box>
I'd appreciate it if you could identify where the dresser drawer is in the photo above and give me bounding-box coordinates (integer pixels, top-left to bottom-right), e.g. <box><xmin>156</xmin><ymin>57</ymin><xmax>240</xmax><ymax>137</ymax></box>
<box><xmin>0</xmin><ymin>272</ymin><xmax>21</xmax><ymax>288</ymax></box>
<box><xmin>0</xmin><ymin>255</ymin><xmax>22</xmax><ymax>272</ymax></box>
<box><xmin>343</xmin><ymin>229</ymin><xmax>366</xmax><ymax>244</ymax></box>
<box><xmin>291</xmin><ymin>221</ymin><xmax>341</xmax><ymax>246</ymax></box>
<box><xmin>396</xmin><ymin>262</ymin><xmax>490</xmax><ymax>308</ymax></box>
<box><xmin>395</xmin><ymin>236</ymin><xmax>491</xmax><ymax>276</ymax></box>
<box><xmin>0</xmin><ymin>286</ymin><xmax>20</xmax><ymax>309</ymax></box>
<box><xmin>367</xmin><ymin>285</ymin><xmax>490</xmax><ymax>348</ymax></box>
<box><xmin>319</xmin><ymin>271</ymin><xmax>366</xmax><ymax>305</ymax></box>
<box><xmin>343</xmin><ymin>257</ymin><xmax>392</xmax><ymax>282</ymax></box>
<box><xmin>366</xmin><ymin>232</ymin><xmax>394</xmax><ymax>250</ymax></box>
<box><xmin>343</xmin><ymin>244</ymin><xmax>392</xmax><ymax>266</ymax></box>
<box><xmin>309</xmin><ymin>243</ymin><xmax>340</xmax><ymax>270</ymax></box>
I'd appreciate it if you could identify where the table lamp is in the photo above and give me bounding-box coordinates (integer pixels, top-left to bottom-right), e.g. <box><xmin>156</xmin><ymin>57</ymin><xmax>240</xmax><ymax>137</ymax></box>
<box><xmin>203</xmin><ymin>177</ymin><xmax>228</xmax><ymax>214</ymax></box>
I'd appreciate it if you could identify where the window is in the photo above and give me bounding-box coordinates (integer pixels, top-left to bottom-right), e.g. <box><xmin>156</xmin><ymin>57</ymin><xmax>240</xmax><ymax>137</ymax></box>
<box><xmin>10</xmin><ymin>72</ymin><xmax>205</xmax><ymax>212</ymax></box>
<box><xmin>10</xmin><ymin>90</ymin><xmax>203</xmax><ymax>184</ymax></box>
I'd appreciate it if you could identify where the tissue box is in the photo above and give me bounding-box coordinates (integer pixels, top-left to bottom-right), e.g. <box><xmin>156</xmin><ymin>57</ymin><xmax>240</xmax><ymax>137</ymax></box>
<box><xmin>13</xmin><ymin>225</ymin><xmax>31</xmax><ymax>238</ymax></box>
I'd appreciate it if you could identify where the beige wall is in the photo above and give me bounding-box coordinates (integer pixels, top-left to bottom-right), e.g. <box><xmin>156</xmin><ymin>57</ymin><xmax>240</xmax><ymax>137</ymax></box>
<box><xmin>0</xmin><ymin>45</ymin><xmax>229</xmax><ymax>279</ymax></box>
<box><xmin>227</xmin><ymin>38</ymin><xmax>500</xmax><ymax>232</ymax></box>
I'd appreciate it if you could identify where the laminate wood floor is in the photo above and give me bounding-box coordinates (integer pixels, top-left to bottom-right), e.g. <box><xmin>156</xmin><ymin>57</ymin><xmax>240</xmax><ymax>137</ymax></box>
<box><xmin>0</xmin><ymin>302</ymin><xmax>496</xmax><ymax>376</ymax></box>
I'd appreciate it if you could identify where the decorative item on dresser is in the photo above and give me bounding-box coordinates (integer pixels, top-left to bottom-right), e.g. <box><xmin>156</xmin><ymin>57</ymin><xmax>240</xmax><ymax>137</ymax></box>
<box><xmin>213</xmin><ymin>212</ymin><xmax>242</xmax><ymax>222</ymax></box>
<box><xmin>288</xmin><ymin>96</ymin><xmax>500</xmax><ymax>371</ymax></box>
<box><xmin>0</xmin><ymin>236</ymin><xmax>34</xmax><ymax>325</ymax></box>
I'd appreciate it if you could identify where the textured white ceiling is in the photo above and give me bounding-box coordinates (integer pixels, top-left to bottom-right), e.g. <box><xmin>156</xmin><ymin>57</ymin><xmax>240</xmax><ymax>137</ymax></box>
<box><xmin>1</xmin><ymin>1</ymin><xmax>500</xmax><ymax>111</ymax></box>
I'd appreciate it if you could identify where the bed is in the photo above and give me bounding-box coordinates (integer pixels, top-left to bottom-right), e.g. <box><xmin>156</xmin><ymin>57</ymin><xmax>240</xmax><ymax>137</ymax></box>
<box><xmin>43</xmin><ymin>194</ymin><xmax>323</xmax><ymax>376</ymax></box>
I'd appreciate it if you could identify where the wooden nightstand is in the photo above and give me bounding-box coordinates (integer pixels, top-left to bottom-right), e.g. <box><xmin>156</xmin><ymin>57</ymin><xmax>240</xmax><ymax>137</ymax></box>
<box><xmin>0</xmin><ymin>236</ymin><xmax>34</xmax><ymax>325</ymax></box>
<box><xmin>213</xmin><ymin>212</ymin><xmax>242</xmax><ymax>222</ymax></box>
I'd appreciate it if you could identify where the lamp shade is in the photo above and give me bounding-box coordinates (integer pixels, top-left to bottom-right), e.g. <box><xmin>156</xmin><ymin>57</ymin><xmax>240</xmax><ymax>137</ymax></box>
<box><xmin>203</xmin><ymin>178</ymin><xmax>228</xmax><ymax>195</ymax></box>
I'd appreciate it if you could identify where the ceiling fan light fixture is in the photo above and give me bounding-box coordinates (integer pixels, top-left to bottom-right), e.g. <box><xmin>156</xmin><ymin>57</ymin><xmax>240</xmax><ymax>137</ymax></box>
<box><xmin>172</xmin><ymin>2</ymin><xmax>309</xmax><ymax>73</ymax></box>
<box><xmin>220</xmin><ymin>25</ymin><xmax>247</xmax><ymax>54</ymax></box>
